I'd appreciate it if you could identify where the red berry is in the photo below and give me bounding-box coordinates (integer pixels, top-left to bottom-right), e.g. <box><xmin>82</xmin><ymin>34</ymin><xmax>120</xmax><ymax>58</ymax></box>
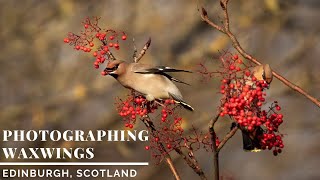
<box><xmin>84</xmin><ymin>24</ymin><xmax>89</xmax><ymax>28</ymax></box>
<box><xmin>89</xmin><ymin>42</ymin><xmax>94</xmax><ymax>47</ymax></box>
<box><xmin>109</xmin><ymin>36</ymin><xmax>114</xmax><ymax>40</ymax></box>
<box><xmin>145</xmin><ymin>146</ymin><xmax>150</xmax><ymax>150</ymax></box>
<box><xmin>114</xmin><ymin>43</ymin><xmax>119</xmax><ymax>48</ymax></box>
<box><xmin>103</xmin><ymin>46</ymin><xmax>109</xmax><ymax>52</ymax></box>
<box><xmin>273</xmin><ymin>149</ymin><xmax>278</xmax><ymax>156</ymax></box>
<box><xmin>245</xmin><ymin>71</ymin><xmax>251</xmax><ymax>77</ymax></box>
<box><xmin>101</xmin><ymin>71</ymin><xmax>107</xmax><ymax>76</ymax></box>
<box><xmin>222</xmin><ymin>79</ymin><xmax>228</xmax><ymax>83</ymax></box>
<box><xmin>167</xmin><ymin>144</ymin><xmax>172</xmax><ymax>149</ymax></box>
<box><xmin>277</xmin><ymin>114</ymin><xmax>283</xmax><ymax>119</ymax></box>
<box><xmin>93</xmin><ymin>52</ymin><xmax>98</xmax><ymax>57</ymax></box>
<box><xmin>75</xmin><ymin>45</ymin><xmax>80</xmax><ymax>50</ymax></box>
<box><xmin>229</xmin><ymin>65</ymin><xmax>235</xmax><ymax>70</ymax></box>
<box><xmin>129</xmin><ymin>124</ymin><xmax>133</xmax><ymax>129</ymax></box>
<box><xmin>109</xmin><ymin>43</ymin><xmax>113</xmax><ymax>47</ymax></box>
<box><xmin>233</xmin><ymin>54</ymin><xmax>239</xmax><ymax>60</ymax></box>
<box><xmin>122</xmin><ymin>35</ymin><xmax>127</xmax><ymax>40</ymax></box>
<box><xmin>276</xmin><ymin>106</ymin><xmax>281</xmax><ymax>111</ymax></box>
<box><xmin>63</xmin><ymin>38</ymin><xmax>69</xmax><ymax>43</ymax></box>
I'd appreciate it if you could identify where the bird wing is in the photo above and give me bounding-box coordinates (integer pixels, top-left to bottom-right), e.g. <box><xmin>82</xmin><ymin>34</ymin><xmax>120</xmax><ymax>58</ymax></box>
<box><xmin>161</xmin><ymin>73</ymin><xmax>190</xmax><ymax>85</ymax></box>
<box><xmin>132</xmin><ymin>64</ymin><xmax>191</xmax><ymax>85</ymax></box>
<box><xmin>134</xmin><ymin>64</ymin><xmax>191</xmax><ymax>74</ymax></box>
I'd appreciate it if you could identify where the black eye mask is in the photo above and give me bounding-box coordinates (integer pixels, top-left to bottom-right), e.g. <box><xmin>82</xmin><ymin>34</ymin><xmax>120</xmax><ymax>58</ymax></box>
<box><xmin>104</xmin><ymin>64</ymin><xmax>119</xmax><ymax>72</ymax></box>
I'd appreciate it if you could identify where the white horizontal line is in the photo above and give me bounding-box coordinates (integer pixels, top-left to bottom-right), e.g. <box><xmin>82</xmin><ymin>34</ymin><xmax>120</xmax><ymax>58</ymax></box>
<box><xmin>0</xmin><ymin>162</ymin><xmax>148</xmax><ymax>166</ymax></box>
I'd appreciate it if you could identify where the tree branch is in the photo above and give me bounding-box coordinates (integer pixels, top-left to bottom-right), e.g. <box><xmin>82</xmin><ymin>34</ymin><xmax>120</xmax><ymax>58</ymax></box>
<box><xmin>217</xmin><ymin>126</ymin><xmax>238</xmax><ymax>152</ymax></box>
<box><xmin>209</xmin><ymin>113</ymin><xmax>220</xmax><ymax>180</ymax></box>
<box><xmin>199</xmin><ymin>0</ymin><xmax>320</xmax><ymax>108</ymax></box>
<box><xmin>174</xmin><ymin>148</ymin><xmax>207</xmax><ymax>180</ymax></box>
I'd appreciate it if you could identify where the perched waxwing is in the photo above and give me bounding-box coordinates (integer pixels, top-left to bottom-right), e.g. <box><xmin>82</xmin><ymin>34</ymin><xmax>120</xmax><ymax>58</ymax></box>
<box><xmin>246</xmin><ymin>64</ymin><xmax>273</xmax><ymax>86</ymax></box>
<box><xmin>104</xmin><ymin>60</ymin><xmax>194</xmax><ymax>111</ymax></box>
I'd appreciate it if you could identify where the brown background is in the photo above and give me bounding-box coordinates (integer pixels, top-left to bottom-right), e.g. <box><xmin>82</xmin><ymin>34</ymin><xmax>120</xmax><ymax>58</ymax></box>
<box><xmin>0</xmin><ymin>0</ymin><xmax>319</xmax><ymax>179</ymax></box>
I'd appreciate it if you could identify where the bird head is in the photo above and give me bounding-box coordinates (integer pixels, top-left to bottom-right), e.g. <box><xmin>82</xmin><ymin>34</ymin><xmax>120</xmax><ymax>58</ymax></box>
<box><xmin>103</xmin><ymin>60</ymin><xmax>127</xmax><ymax>78</ymax></box>
<box><xmin>262</xmin><ymin>64</ymin><xmax>273</xmax><ymax>84</ymax></box>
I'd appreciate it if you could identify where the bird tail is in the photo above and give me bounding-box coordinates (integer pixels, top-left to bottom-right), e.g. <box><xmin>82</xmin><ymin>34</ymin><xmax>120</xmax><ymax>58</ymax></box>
<box><xmin>168</xmin><ymin>92</ymin><xmax>194</xmax><ymax>111</ymax></box>
<box><xmin>175</xmin><ymin>100</ymin><xmax>194</xmax><ymax>111</ymax></box>
<box><xmin>241</xmin><ymin>126</ymin><xmax>263</xmax><ymax>152</ymax></box>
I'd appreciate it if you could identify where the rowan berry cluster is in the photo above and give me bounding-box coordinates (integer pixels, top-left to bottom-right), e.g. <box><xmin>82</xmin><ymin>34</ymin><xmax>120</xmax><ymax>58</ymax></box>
<box><xmin>63</xmin><ymin>17</ymin><xmax>127</xmax><ymax>72</ymax></box>
<box><xmin>216</xmin><ymin>52</ymin><xmax>284</xmax><ymax>155</ymax></box>
<box><xmin>115</xmin><ymin>95</ymin><xmax>156</xmax><ymax>129</ymax></box>
<box><xmin>115</xmin><ymin>93</ymin><xmax>213</xmax><ymax>162</ymax></box>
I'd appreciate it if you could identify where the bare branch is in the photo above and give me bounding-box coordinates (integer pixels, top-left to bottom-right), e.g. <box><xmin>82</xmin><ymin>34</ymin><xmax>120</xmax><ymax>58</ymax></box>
<box><xmin>200</xmin><ymin>7</ymin><xmax>225</xmax><ymax>33</ymax></box>
<box><xmin>217</xmin><ymin>126</ymin><xmax>238</xmax><ymax>152</ymax></box>
<box><xmin>134</xmin><ymin>37</ymin><xmax>151</xmax><ymax>63</ymax></box>
<box><xmin>209</xmin><ymin>113</ymin><xmax>220</xmax><ymax>180</ymax></box>
<box><xmin>132</xmin><ymin>38</ymin><xmax>138</xmax><ymax>61</ymax></box>
<box><xmin>174</xmin><ymin>148</ymin><xmax>207</xmax><ymax>180</ymax></box>
<box><xmin>106</xmin><ymin>51</ymin><xmax>116</xmax><ymax>61</ymax></box>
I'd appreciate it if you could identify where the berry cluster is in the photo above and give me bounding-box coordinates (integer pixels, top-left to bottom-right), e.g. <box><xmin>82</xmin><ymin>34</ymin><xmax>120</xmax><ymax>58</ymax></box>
<box><xmin>63</xmin><ymin>17</ymin><xmax>127</xmax><ymax>73</ymax></box>
<box><xmin>115</xmin><ymin>94</ymin><xmax>194</xmax><ymax>161</ymax></box>
<box><xmin>217</xmin><ymin>53</ymin><xmax>284</xmax><ymax>155</ymax></box>
<box><xmin>115</xmin><ymin>95</ymin><xmax>155</xmax><ymax>129</ymax></box>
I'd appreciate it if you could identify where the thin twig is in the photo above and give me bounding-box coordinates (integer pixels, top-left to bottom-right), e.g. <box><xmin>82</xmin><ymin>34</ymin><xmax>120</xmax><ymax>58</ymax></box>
<box><xmin>217</xmin><ymin>126</ymin><xmax>238</xmax><ymax>152</ymax></box>
<box><xmin>132</xmin><ymin>38</ymin><xmax>138</xmax><ymax>61</ymax></box>
<box><xmin>199</xmin><ymin>0</ymin><xmax>320</xmax><ymax>108</ymax></box>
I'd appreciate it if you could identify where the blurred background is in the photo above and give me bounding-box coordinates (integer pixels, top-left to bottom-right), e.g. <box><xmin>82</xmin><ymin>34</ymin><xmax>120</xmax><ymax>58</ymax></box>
<box><xmin>0</xmin><ymin>0</ymin><xmax>320</xmax><ymax>179</ymax></box>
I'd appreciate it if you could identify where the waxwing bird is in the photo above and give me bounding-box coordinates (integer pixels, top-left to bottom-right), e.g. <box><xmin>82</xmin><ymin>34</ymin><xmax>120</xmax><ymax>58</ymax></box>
<box><xmin>104</xmin><ymin>60</ymin><xmax>194</xmax><ymax>111</ymax></box>
<box><xmin>241</xmin><ymin>64</ymin><xmax>273</xmax><ymax>152</ymax></box>
<box><xmin>246</xmin><ymin>64</ymin><xmax>273</xmax><ymax>86</ymax></box>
